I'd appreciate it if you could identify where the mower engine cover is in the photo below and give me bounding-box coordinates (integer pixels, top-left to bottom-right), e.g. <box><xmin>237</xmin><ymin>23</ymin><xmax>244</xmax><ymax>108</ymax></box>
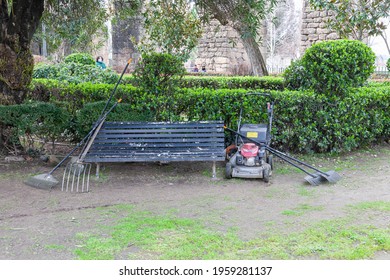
<box><xmin>239</xmin><ymin>124</ymin><xmax>268</xmax><ymax>144</ymax></box>
<box><xmin>240</xmin><ymin>143</ymin><xmax>259</xmax><ymax>158</ymax></box>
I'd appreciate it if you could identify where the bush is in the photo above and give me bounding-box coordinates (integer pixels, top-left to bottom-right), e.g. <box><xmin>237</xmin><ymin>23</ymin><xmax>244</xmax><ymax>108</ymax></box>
<box><xmin>133</xmin><ymin>52</ymin><xmax>185</xmax><ymax>95</ymax></box>
<box><xmin>283</xmin><ymin>59</ymin><xmax>311</xmax><ymax>91</ymax></box>
<box><xmin>26</xmin><ymin>79</ymin><xmax>390</xmax><ymax>153</ymax></box>
<box><xmin>29</xmin><ymin>79</ymin><xmax>140</xmax><ymax>113</ymax></box>
<box><xmin>180</xmin><ymin>76</ymin><xmax>284</xmax><ymax>90</ymax></box>
<box><xmin>75</xmin><ymin>101</ymin><xmax>153</xmax><ymax>138</ymax></box>
<box><xmin>133</xmin><ymin>52</ymin><xmax>186</xmax><ymax>120</ymax></box>
<box><xmin>33</xmin><ymin>52</ymin><xmax>118</xmax><ymax>84</ymax></box>
<box><xmin>123</xmin><ymin>75</ymin><xmax>285</xmax><ymax>90</ymax></box>
<box><xmin>0</xmin><ymin>102</ymin><xmax>71</xmax><ymax>155</ymax></box>
<box><xmin>287</xmin><ymin>40</ymin><xmax>376</xmax><ymax>96</ymax></box>
<box><xmin>32</xmin><ymin>63</ymin><xmax>61</xmax><ymax>79</ymax></box>
<box><xmin>64</xmin><ymin>53</ymin><xmax>95</xmax><ymax>65</ymax></box>
<box><xmin>33</xmin><ymin>63</ymin><xmax>118</xmax><ymax>84</ymax></box>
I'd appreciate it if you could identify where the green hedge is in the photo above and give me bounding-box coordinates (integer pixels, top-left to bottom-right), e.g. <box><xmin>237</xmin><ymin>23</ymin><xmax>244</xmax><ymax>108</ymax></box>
<box><xmin>122</xmin><ymin>75</ymin><xmax>285</xmax><ymax>90</ymax></box>
<box><xmin>80</xmin><ymin>87</ymin><xmax>390</xmax><ymax>153</ymax></box>
<box><xmin>75</xmin><ymin>101</ymin><xmax>153</xmax><ymax>137</ymax></box>
<box><xmin>29</xmin><ymin>79</ymin><xmax>140</xmax><ymax>113</ymax></box>
<box><xmin>12</xmin><ymin>81</ymin><xmax>390</xmax><ymax>154</ymax></box>
<box><xmin>0</xmin><ymin>102</ymin><xmax>71</xmax><ymax>155</ymax></box>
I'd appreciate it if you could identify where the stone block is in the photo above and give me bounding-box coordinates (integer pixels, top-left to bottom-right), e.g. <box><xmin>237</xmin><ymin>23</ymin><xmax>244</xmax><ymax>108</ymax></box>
<box><xmin>319</xmin><ymin>34</ymin><xmax>326</xmax><ymax>40</ymax></box>
<box><xmin>307</xmin><ymin>11</ymin><xmax>320</xmax><ymax>18</ymax></box>
<box><xmin>317</xmin><ymin>28</ymin><xmax>329</xmax><ymax>34</ymax></box>
<box><xmin>326</xmin><ymin>33</ymin><xmax>339</xmax><ymax>40</ymax></box>
<box><xmin>307</xmin><ymin>23</ymin><xmax>318</xmax><ymax>28</ymax></box>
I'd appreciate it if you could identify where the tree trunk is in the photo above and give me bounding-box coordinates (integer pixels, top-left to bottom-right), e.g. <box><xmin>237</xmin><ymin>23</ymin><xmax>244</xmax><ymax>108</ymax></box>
<box><xmin>0</xmin><ymin>0</ymin><xmax>44</xmax><ymax>104</ymax></box>
<box><xmin>239</xmin><ymin>33</ymin><xmax>268</xmax><ymax>76</ymax></box>
<box><xmin>233</xmin><ymin>23</ymin><xmax>268</xmax><ymax>76</ymax></box>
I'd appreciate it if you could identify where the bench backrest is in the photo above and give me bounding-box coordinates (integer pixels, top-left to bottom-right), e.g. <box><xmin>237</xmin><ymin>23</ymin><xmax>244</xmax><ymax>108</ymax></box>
<box><xmin>83</xmin><ymin>121</ymin><xmax>225</xmax><ymax>163</ymax></box>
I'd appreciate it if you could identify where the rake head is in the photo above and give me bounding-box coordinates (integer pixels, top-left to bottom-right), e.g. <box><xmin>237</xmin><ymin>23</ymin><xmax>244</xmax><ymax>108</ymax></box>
<box><xmin>62</xmin><ymin>162</ymin><xmax>91</xmax><ymax>193</ymax></box>
<box><xmin>25</xmin><ymin>173</ymin><xmax>59</xmax><ymax>190</ymax></box>
<box><xmin>304</xmin><ymin>173</ymin><xmax>326</xmax><ymax>186</ymax></box>
<box><xmin>304</xmin><ymin>170</ymin><xmax>341</xmax><ymax>186</ymax></box>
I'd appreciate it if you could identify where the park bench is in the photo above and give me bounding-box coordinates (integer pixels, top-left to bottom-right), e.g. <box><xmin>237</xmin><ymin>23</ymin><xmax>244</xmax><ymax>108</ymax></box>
<box><xmin>81</xmin><ymin>120</ymin><xmax>226</xmax><ymax>178</ymax></box>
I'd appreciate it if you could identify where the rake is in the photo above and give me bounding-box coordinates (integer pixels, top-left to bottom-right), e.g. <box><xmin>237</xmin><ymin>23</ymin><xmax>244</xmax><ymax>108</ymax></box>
<box><xmin>24</xmin><ymin>100</ymin><xmax>120</xmax><ymax>190</ymax></box>
<box><xmin>224</xmin><ymin>126</ymin><xmax>341</xmax><ymax>186</ymax></box>
<box><xmin>24</xmin><ymin>58</ymin><xmax>132</xmax><ymax>191</ymax></box>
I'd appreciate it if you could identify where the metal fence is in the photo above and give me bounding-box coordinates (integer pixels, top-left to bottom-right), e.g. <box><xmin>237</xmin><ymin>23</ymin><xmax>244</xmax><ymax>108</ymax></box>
<box><xmin>374</xmin><ymin>66</ymin><xmax>389</xmax><ymax>75</ymax></box>
<box><xmin>267</xmin><ymin>65</ymin><xmax>389</xmax><ymax>76</ymax></box>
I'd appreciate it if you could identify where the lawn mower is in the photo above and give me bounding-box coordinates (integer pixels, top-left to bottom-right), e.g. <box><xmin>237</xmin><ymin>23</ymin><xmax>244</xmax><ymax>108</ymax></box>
<box><xmin>225</xmin><ymin>92</ymin><xmax>341</xmax><ymax>186</ymax></box>
<box><xmin>225</xmin><ymin>93</ymin><xmax>274</xmax><ymax>182</ymax></box>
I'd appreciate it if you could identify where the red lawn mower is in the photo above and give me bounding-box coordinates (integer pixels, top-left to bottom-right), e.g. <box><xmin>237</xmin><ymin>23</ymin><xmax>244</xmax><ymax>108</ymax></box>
<box><xmin>225</xmin><ymin>93</ymin><xmax>274</xmax><ymax>182</ymax></box>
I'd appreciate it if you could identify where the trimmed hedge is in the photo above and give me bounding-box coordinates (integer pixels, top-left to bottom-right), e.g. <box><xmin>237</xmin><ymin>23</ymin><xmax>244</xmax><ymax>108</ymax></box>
<box><xmin>75</xmin><ymin>101</ymin><xmax>153</xmax><ymax>137</ymax></box>
<box><xmin>0</xmin><ymin>102</ymin><xmax>71</xmax><ymax>154</ymax></box>
<box><xmin>7</xmin><ymin>81</ymin><xmax>390</xmax><ymax>154</ymax></box>
<box><xmin>29</xmin><ymin>79</ymin><xmax>139</xmax><ymax>113</ymax></box>
<box><xmin>122</xmin><ymin>75</ymin><xmax>285</xmax><ymax>90</ymax></box>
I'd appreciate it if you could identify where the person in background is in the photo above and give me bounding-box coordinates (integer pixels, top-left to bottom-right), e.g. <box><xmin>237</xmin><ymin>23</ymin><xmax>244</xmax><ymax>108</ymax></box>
<box><xmin>201</xmin><ymin>65</ymin><xmax>206</xmax><ymax>72</ymax></box>
<box><xmin>96</xmin><ymin>56</ymin><xmax>106</xmax><ymax>69</ymax></box>
<box><xmin>193</xmin><ymin>64</ymin><xmax>199</xmax><ymax>72</ymax></box>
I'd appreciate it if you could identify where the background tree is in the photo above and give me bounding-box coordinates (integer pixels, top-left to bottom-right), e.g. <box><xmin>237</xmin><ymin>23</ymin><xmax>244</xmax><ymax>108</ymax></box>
<box><xmin>33</xmin><ymin>0</ymin><xmax>109</xmax><ymax>58</ymax></box>
<box><xmin>265</xmin><ymin>0</ymin><xmax>300</xmax><ymax>70</ymax></box>
<box><xmin>137</xmin><ymin>0</ymin><xmax>203</xmax><ymax>62</ymax></box>
<box><xmin>309</xmin><ymin>0</ymin><xmax>390</xmax><ymax>43</ymax></box>
<box><xmin>0</xmin><ymin>0</ymin><xmax>140</xmax><ymax>104</ymax></box>
<box><xmin>195</xmin><ymin>0</ymin><xmax>278</xmax><ymax>76</ymax></box>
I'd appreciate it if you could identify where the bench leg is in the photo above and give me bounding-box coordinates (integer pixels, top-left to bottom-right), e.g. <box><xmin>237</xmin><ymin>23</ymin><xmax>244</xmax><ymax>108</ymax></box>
<box><xmin>96</xmin><ymin>163</ymin><xmax>100</xmax><ymax>178</ymax></box>
<box><xmin>212</xmin><ymin>161</ymin><xmax>217</xmax><ymax>179</ymax></box>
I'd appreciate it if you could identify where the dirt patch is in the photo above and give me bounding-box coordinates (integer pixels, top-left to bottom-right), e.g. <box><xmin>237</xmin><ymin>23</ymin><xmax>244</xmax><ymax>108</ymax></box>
<box><xmin>0</xmin><ymin>144</ymin><xmax>389</xmax><ymax>259</ymax></box>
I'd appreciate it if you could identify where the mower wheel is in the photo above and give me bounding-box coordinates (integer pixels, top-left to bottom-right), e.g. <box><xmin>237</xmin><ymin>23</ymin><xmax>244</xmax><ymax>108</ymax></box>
<box><xmin>225</xmin><ymin>163</ymin><xmax>233</xmax><ymax>179</ymax></box>
<box><xmin>263</xmin><ymin>168</ymin><xmax>270</xmax><ymax>183</ymax></box>
<box><xmin>267</xmin><ymin>155</ymin><xmax>273</xmax><ymax>170</ymax></box>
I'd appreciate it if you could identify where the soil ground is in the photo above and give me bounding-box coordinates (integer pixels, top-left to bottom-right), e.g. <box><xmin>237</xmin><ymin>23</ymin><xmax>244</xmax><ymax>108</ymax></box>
<box><xmin>0</xmin><ymin>144</ymin><xmax>389</xmax><ymax>260</ymax></box>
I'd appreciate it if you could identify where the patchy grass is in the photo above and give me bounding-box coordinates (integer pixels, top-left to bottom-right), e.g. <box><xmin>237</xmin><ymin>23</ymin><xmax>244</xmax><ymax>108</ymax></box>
<box><xmin>74</xmin><ymin>205</ymin><xmax>390</xmax><ymax>260</ymax></box>
<box><xmin>297</xmin><ymin>186</ymin><xmax>317</xmax><ymax>197</ymax></box>
<box><xmin>347</xmin><ymin>201</ymin><xmax>390</xmax><ymax>212</ymax></box>
<box><xmin>282</xmin><ymin>204</ymin><xmax>324</xmax><ymax>216</ymax></box>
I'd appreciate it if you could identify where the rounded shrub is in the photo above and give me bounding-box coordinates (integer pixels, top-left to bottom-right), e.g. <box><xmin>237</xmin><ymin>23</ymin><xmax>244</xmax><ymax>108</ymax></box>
<box><xmin>387</xmin><ymin>58</ymin><xmax>390</xmax><ymax>72</ymax></box>
<box><xmin>56</xmin><ymin>62</ymin><xmax>118</xmax><ymax>84</ymax></box>
<box><xmin>33</xmin><ymin>62</ymin><xmax>118</xmax><ymax>84</ymax></box>
<box><xmin>300</xmin><ymin>39</ymin><xmax>376</xmax><ymax>96</ymax></box>
<box><xmin>64</xmin><ymin>53</ymin><xmax>95</xmax><ymax>65</ymax></box>
<box><xmin>32</xmin><ymin>63</ymin><xmax>60</xmax><ymax>79</ymax></box>
<box><xmin>133</xmin><ymin>52</ymin><xmax>185</xmax><ymax>95</ymax></box>
<box><xmin>283</xmin><ymin>59</ymin><xmax>311</xmax><ymax>90</ymax></box>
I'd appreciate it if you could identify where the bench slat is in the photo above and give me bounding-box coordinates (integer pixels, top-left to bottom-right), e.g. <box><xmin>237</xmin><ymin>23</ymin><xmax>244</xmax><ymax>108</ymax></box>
<box><xmin>84</xmin><ymin>121</ymin><xmax>225</xmax><ymax>163</ymax></box>
<box><xmin>103</xmin><ymin>121</ymin><xmax>222</xmax><ymax>129</ymax></box>
<box><xmin>84</xmin><ymin>155</ymin><xmax>225</xmax><ymax>163</ymax></box>
<box><xmin>90</xmin><ymin>142</ymin><xmax>223</xmax><ymax>148</ymax></box>
<box><xmin>99</xmin><ymin>128</ymin><xmax>223</xmax><ymax>133</ymax></box>
<box><xmin>95</xmin><ymin>133</ymin><xmax>223</xmax><ymax>139</ymax></box>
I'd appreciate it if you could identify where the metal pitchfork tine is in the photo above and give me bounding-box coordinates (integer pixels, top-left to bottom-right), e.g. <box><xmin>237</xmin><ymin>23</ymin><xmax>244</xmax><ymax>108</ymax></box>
<box><xmin>62</xmin><ymin>162</ymin><xmax>91</xmax><ymax>193</ymax></box>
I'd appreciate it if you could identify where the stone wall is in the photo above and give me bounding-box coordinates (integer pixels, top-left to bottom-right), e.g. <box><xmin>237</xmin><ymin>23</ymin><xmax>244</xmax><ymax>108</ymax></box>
<box><xmin>301</xmin><ymin>0</ymin><xmax>339</xmax><ymax>52</ymax></box>
<box><xmin>109</xmin><ymin>16</ymin><xmax>143</xmax><ymax>72</ymax></box>
<box><xmin>194</xmin><ymin>20</ymin><xmax>251</xmax><ymax>75</ymax></box>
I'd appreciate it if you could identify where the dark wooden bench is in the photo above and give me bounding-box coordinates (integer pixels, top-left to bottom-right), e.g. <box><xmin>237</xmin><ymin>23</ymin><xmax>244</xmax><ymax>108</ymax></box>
<box><xmin>81</xmin><ymin>120</ymin><xmax>226</xmax><ymax>178</ymax></box>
